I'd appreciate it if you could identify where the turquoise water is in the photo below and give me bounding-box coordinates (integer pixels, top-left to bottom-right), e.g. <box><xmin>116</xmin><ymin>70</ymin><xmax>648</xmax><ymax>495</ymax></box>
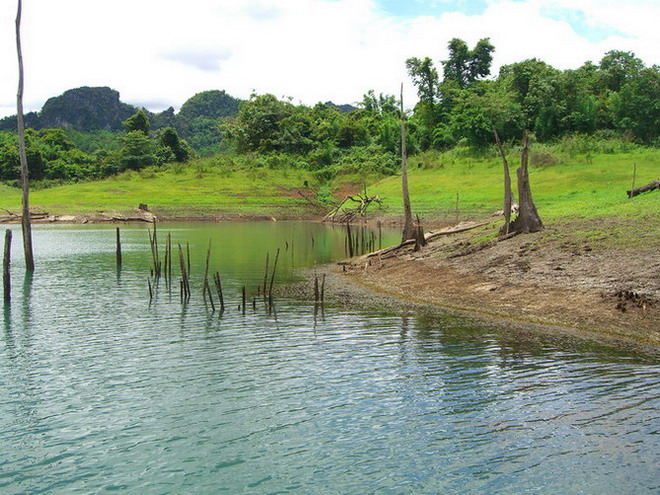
<box><xmin>1</xmin><ymin>223</ymin><xmax>658</xmax><ymax>494</ymax></box>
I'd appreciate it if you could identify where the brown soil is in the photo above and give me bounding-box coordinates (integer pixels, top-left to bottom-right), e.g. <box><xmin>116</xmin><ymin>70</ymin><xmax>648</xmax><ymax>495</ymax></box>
<box><xmin>338</xmin><ymin>219</ymin><xmax>660</xmax><ymax>347</ymax></box>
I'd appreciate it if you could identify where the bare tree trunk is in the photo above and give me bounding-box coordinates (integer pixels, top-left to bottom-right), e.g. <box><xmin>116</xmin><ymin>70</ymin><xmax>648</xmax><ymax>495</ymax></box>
<box><xmin>510</xmin><ymin>134</ymin><xmax>543</xmax><ymax>234</ymax></box>
<box><xmin>400</xmin><ymin>83</ymin><xmax>414</xmax><ymax>241</ymax></box>
<box><xmin>493</xmin><ymin>130</ymin><xmax>514</xmax><ymax>235</ymax></box>
<box><xmin>16</xmin><ymin>0</ymin><xmax>35</xmax><ymax>272</ymax></box>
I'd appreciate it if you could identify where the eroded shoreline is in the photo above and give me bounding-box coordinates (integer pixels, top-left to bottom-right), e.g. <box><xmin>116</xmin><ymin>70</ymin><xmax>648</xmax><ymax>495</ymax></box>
<box><xmin>284</xmin><ymin>218</ymin><xmax>660</xmax><ymax>351</ymax></box>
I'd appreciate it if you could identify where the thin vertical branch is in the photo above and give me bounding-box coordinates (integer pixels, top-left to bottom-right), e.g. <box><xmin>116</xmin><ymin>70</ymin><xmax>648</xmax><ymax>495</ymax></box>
<box><xmin>16</xmin><ymin>0</ymin><xmax>34</xmax><ymax>272</ymax></box>
<box><xmin>494</xmin><ymin>129</ymin><xmax>514</xmax><ymax>235</ymax></box>
<box><xmin>3</xmin><ymin>230</ymin><xmax>11</xmax><ymax>304</ymax></box>
<box><xmin>400</xmin><ymin>83</ymin><xmax>414</xmax><ymax>241</ymax></box>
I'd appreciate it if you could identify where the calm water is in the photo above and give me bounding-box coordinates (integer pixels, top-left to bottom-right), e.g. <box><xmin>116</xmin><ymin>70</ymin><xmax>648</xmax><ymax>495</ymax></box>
<box><xmin>1</xmin><ymin>222</ymin><xmax>658</xmax><ymax>494</ymax></box>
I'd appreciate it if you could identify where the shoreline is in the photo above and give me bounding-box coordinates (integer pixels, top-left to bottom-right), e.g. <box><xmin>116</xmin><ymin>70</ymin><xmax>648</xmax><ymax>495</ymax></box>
<box><xmin>4</xmin><ymin>209</ymin><xmax>658</xmax><ymax>349</ymax></box>
<box><xmin>338</xmin><ymin>220</ymin><xmax>659</xmax><ymax>348</ymax></box>
<box><xmin>283</xmin><ymin>218</ymin><xmax>659</xmax><ymax>352</ymax></box>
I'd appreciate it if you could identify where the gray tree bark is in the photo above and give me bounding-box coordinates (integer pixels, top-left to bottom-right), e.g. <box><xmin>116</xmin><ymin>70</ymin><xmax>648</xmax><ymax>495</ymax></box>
<box><xmin>400</xmin><ymin>83</ymin><xmax>414</xmax><ymax>241</ymax></box>
<box><xmin>16</xmin><ymin>0</ymin><xmax>35</xmax><ymax>272</ymax></box>
<box><xmin>494</xmin><ymin>130</ymin><xmax>514</xmax><ymax>235</ymax></box>
<box><xmin>509</xmin><ymin>134</ymin><xmax>543</xmax><ymax>234</ymax></box>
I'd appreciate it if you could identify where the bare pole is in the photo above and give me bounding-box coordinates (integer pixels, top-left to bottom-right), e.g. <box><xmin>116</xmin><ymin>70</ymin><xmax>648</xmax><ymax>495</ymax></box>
<box><xmin>494</xmin><ymin>129</ymin><xmax>514</xmax><ymax>235</ymax></box>
<box><xmin>400</xmin><ymin>83</ymin><xmax>414</xmax><ymax>241</ymax></box>
<box><xmin>3</xmin><ymin>230</ymin><xmax>11</xmax><ymax>304</ymax></box>
<box><xmin>15</xmin><ymin>0</ymin><xmax>34</xmax><ymax>272</ymax></box>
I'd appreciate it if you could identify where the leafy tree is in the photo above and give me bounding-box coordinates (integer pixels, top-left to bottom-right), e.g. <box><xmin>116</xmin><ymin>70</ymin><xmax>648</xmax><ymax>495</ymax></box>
<box><xmin>599</xmin><ymin>50</ymin><xmax>644</xmax><ymax>92</ymax></box>
<box><xmin>116</xmin><ymin>130</ymin><xmax>161</xmax><ymax>171</ymax></box>
<box><xmin>498</xmin><ymin>59</ymin><xmax>562</xmax><ymax>138</ymax></box>
<box><xmin>405</xmin><ymin>57</ymin><xmax>439</xmax><ymax>103</ymax></box>
<box><xmin>609</xmin><ymin>66</ymin><xmax>660</xmax><ymax>143</ymax></box>
<box><xmin>442</xmin><ymin>38</ymin><xmax>495</xmax><ymax>88</ymax></box>
<box><xmin>225</xmin><ymin>94</ymin><xmax>304</xmax><ymax>153</ymax></box>
<box><xmin>123</xmin><ymin>109</ymin><xmax>151</xmax><ymax>135</ymax></box>
<box><xmin>159</xmin><ymin>127</ymin><xmax>192</xmax><ymax>162</ymax></box>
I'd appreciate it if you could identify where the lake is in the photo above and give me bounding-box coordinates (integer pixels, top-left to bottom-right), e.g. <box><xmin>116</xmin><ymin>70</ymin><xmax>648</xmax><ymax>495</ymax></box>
<box><xmin>1</xmin><ymin>222</ymin><xmax>658</xmax><ymax>494</ymax></box>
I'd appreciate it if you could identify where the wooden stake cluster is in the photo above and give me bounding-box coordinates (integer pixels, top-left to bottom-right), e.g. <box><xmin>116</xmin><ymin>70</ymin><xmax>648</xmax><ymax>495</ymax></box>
<box><xmin>148</xmin><ymin>223</ymin><xmax>162</xmax><ymax>278</ymax></box>
<box><xmin>163</xmin><ymin>233</ymin><xmax>173</xmax><ymax>286</ymax></box>
<box><xmin>3</xmin><ymin>229</ymin><xmax>11</xmax><ymax>304</ymax></box>
<box><xmin>344</xmin><ymin>223</ymin><xmax>378</xmax><ymax>258</ymax></box>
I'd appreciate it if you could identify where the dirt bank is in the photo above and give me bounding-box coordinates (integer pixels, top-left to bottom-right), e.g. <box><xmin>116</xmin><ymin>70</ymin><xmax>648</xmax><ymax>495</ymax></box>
<box><xmin>329</xmin><ymin>218</ymin><xmax>659</xmax><ymax>347</ymax></box>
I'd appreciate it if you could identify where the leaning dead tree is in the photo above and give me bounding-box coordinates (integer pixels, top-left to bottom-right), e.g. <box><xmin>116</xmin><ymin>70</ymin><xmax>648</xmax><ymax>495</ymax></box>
<box><xmin>15</xmin><ymin>0</ymin><xmax>35</xmax><ymax>271</ymax></box>
<box><xmin>494</xmin><ymin>130</ymin><xmax>515</xmax><ymax>235</ymax></box>
<box><xmin>323</xmin><ymin>191</ymin><xmax>382</xmax><ymax>223</ymax></box>
<box><xmin>509</xmin><ymin>134</ymin><xmax>543</xmax><ymax>234</ymax></box>
<box><xmin>400</xmin><ymin>83</ymin><xmax>414</xmax><ymax>241</ymax></box>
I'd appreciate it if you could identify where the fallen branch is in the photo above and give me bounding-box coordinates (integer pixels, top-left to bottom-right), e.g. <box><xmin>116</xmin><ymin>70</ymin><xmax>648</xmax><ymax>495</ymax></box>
<box><xmin>324</xmin><ymin>192</ymin><xmax>381</xmax><ymax>223</ymax></box>
<box><xmin>627</xmin><ymin>179</ymin><xmax>660</xmax><ymax>198</ymax></box>
<box><xmin>362</xmin><ymin>221</ymin><xmax>491</xmax><ymax>259</ymax></box>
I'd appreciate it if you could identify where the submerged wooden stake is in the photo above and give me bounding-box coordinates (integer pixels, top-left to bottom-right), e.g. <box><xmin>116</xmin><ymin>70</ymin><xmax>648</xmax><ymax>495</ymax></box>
<box><xmin>262</xmin><ymin>252</ymin><xmax>270</xmax><ymax>298</ymax></box>
<box><xmin>214</xmin><ymin>272</ymin><xmax>225</xmax><ymax>312</ymax></box>
<box><xmin>268</xmin><ymin>248</ymin><xmax>280</xmax><ymax>299</ymax></box>
<box><xmin>115</xmin><ymin>227</ymin><xmax>122</xmax><ymax>266</ymax></box>
<box><xmin>242</xmin><ymin>286</ymin><xmax>246</xmax><ymax>314</ymax></box>
<box><xmin>3</xmin><ymin>229</ymin><xmax>11</xmax><ymax>304</ymax></box>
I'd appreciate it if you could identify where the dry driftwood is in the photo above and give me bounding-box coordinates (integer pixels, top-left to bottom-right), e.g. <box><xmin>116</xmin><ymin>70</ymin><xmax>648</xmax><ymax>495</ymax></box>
<box><xmin>627</xmin><ymin>180</ymin><xmax>660</xmax><ymax>198</ymax></box>
<box><xmin>324</xmin><ymin>193</ymin><xmax>382</xmax><ymax>223</ymax></box>
<box><xmin>362</xmin><ymin>221</ymin><xmax>490</xmax><ymax>259</ymax></box>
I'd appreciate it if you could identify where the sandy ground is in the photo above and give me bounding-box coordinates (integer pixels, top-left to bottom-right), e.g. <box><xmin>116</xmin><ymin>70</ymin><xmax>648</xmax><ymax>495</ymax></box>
<box><xmin>303</xmin><ymin>219</ymin><xmax>660</xmax><ymax>348</ymax></box>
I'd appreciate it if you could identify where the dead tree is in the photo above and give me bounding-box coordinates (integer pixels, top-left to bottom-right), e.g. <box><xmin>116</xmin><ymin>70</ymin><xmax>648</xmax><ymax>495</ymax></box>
<box><xmin>15</xmin><ymin>0</ymin><xmax>34</xmax><ymax>272</ymax></box>
<box><xmin>494</xmin><ymin>130</ymin><xmax>515</xmax><ymax>235</ymax></box>
<box><xmin>323</xmin><ymin>191</ymin><xmax>381</xmax><ymax>223</ymax></box>
<box><xmin>509</xmin><ymin>134</ymin><xmax>543</xmax><ymax>234</ymax></box>
<box><xmin>400</xmin><ymin>83</ymin><xmax>414</xmax><ymax>241</ymax></box>
<box><xmin>627</xmin><ymin>180</ymin><xmax>659</xmax><ymax>198</ymax></box>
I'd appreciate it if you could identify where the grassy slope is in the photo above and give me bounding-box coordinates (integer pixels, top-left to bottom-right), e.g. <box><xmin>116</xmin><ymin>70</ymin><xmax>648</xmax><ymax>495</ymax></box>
<box><xmin>0</xmin><ymin>150</ymin><xmax>658</xmax><ymax>223</ymax></box>
<box><xmin>369</xmin><ymin>149</ymin><xmax>660</xmax><ymax>222</ymax></box>
<box><xmin>0</xmin><ymin>161</ymin><xmax>316</xmax><ymax>218</ymax></box>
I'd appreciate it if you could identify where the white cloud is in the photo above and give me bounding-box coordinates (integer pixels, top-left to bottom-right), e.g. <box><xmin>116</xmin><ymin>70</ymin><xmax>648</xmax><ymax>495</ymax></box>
<box><xmin>0</xmin><ymin>0</ymin><xmax>657</xmax><ymax>118</ymax></box>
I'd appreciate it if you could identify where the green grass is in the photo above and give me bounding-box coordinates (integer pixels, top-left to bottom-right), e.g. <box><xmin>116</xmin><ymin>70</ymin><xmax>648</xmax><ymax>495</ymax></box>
<box><xmin>1</xmin><ymin>149</ymin><xmax>658</xmax><ymax>223</ymax></box>
<box><xmin>370</xmin><ymin>148</ymin><xmax>660</xmax><ymax>222</ymax></box>
<box><xmin>0</xmin><ymin>158</ymin><xmax>317</xmax><ymax>217</ymax></box>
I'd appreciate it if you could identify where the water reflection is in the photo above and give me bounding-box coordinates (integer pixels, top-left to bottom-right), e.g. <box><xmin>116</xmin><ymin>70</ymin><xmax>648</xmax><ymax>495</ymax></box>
<box><xmin>0</xmin><ymin>223</ymin><xmax>657</xmax><ymax>494</ymax></box>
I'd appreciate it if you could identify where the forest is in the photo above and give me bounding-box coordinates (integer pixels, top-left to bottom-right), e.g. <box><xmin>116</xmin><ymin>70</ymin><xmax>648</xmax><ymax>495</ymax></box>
<box><xmin>0</xmin><ymin>39</ymin><xmax>657</xmax><ymax>188</ymax></box>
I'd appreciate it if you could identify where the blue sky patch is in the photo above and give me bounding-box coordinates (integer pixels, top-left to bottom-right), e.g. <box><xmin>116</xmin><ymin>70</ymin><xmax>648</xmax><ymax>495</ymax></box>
<box><xmin>374</xmin><ymin>0</ymin><xmax>488</xmax><ymax>17</ymax></box>
<box><xmin>540</xmin><ymin>5</ymin><xmax>629</xmax><ymax>42</ymax></box>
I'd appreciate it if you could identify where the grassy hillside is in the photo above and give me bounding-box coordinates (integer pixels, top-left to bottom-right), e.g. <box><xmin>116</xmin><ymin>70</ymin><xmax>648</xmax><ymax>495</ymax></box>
<box><xmin>0</xmin><ymin>148</ymin><xmax>658</xmax><ymax>223</ymax></box>
<box><xmin>368</xmin><ymin>148</ymin><xmax>660</xmax><ymax>222</ymax></box>
<box><xmin>0</xmin><ymin>159</ymin><xmax>318</xmax><ymax>218</ymax></box>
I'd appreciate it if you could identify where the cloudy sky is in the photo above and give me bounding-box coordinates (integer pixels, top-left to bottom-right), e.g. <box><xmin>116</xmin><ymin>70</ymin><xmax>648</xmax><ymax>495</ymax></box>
<box><xmin>0</xmin><ymin>0</ymin><xmax>658</xmax><ymax>118</ymax></box>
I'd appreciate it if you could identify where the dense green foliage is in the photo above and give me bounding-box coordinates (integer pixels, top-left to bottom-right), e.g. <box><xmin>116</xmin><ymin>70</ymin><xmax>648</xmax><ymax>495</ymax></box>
<box><xmin>405</xmin><ymin>43</ymin><xmax>659</xmax><ymax>148</ymax></box>
<box><xmin>0</xmin><ymin>41</ymin><xmax>656</xmax><ymax>192</ymax></box>
<box><xmin>0</xmin><ymin>110</ymin><xmax>193</xmax><ymax>184</ymax></box>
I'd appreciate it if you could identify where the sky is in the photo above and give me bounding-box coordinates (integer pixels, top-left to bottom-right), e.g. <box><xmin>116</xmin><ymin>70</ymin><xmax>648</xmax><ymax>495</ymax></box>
<box><xmin>0</xmin><ymin>0</ymin><xmax>658</xmax><ymax>119</ymax></box>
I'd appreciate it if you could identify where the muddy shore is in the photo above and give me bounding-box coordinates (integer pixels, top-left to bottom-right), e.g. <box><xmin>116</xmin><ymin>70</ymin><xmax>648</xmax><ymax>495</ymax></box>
<box><xmin>285</xmin><ymin>218</ymin><xmax>659</xmax><ymax>350</ymax></box>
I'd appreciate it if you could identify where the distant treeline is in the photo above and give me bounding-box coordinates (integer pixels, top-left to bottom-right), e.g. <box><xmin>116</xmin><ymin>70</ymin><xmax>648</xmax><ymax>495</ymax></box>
<box><xmin>0</xmin><ymin>41</ymin><xmax>657</xmax><ymax>186</ymax></box>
